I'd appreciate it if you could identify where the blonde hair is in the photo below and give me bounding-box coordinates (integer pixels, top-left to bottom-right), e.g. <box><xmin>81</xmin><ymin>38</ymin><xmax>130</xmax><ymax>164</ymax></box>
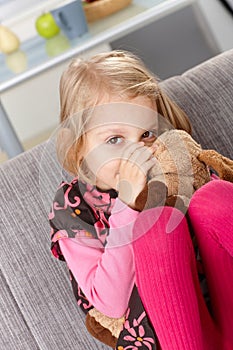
<box><xmin>58</xmin><ymin>50</ymin><xmax>191</xmax><ymax>175</ymax></box>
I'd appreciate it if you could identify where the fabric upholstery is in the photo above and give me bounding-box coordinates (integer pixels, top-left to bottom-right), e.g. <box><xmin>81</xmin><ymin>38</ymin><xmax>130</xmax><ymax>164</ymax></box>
<box><xmin>0</xmin><ymin>270</ymin><xmax>39</xmax><ymax>350</ymax></box>
<box><xmin>0</xmin><ymin>144</ymin><xmax>107</xmax><ymax>350</ymax></box>
<box><xmin>0</xmin><ymin>49</ymin><xmax>232</xmax><ymax>349</ymax></box>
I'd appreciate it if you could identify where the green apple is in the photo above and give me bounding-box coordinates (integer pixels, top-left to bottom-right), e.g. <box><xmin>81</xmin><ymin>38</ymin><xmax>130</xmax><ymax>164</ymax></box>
<box><xmin>45</xmin><ymin>33</ymin><xmax>70</xmax><ymax>57</ymax></box>
<box><xmin>35</xmin><ymin>12</ymin><xmax>60</xmax><ymax>39</ymax></box>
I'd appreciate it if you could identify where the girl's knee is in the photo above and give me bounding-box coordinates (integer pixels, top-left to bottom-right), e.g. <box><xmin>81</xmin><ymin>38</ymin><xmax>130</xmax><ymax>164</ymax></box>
<box><xmin>188</xmin><ymin>180</ymin><xmax>233</xmax><ymax>250</ymax></box>
<box><xmin>189</xmin><ymin>180</ymin><xmax>233</xmax><ymax>223</ymax></box>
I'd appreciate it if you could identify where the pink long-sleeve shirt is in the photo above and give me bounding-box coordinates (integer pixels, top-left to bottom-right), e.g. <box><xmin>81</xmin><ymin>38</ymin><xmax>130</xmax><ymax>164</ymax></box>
<box><xmin>58</xmin><ymin>198</ymin><xmax>139</xmax><ymax>318</ymax></box>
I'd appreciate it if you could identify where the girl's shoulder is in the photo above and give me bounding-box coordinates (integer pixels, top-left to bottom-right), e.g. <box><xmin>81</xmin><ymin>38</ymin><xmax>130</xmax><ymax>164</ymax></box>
<box><xmin>49</xmin><ymin>178</ymin><xmax>97</xmax><ymax>237</ymax></box>
<box><xmin>49</xmin><ymin>178</ymin><xmax>118</xmax><ymax>242</ymax></box>
<box><xmin>52</xmin><ymin>177</ymin><xmax>117</xmax><ymax>214</ymax></box>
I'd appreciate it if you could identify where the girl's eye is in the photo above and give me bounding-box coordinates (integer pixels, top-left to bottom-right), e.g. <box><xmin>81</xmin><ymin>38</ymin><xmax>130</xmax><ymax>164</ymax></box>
<box><xmin>106</xmin><ymin>136</ymin><xmax>123</xmax><ymax>145</ymax></box>
<box><xmin>141</xmin><ymin>130</ymin><xmax>156</xmax><ymax>141</ymax></box>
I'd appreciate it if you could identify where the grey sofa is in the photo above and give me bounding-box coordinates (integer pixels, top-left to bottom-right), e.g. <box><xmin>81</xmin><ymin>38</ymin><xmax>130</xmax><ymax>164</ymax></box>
<box><xmin>1</xmin><ymin>49</ymin><xmax>233</xmax><ymax>350</ymax></box>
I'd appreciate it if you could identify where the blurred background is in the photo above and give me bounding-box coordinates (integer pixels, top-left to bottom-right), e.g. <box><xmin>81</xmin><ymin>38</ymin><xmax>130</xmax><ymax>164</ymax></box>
<box><xmin>0</xmin><ymin>0</ymin><xmax>233</xmax><ymax>163</ymax></box>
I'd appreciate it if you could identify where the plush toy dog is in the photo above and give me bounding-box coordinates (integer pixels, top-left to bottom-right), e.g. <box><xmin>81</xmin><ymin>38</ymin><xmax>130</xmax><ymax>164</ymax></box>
<box><xmin>135</xmin><ymin>129</ymin><xmax>233</xmax><ymax>212</ymax></box>
<box><xmin>86</xmin><ymin>129</ymin><xmax>233</xmax><ymax>348</ymax></box>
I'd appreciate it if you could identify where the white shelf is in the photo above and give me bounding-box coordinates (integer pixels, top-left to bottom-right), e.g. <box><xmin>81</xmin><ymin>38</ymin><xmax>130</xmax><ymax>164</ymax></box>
<box><xmin>0</xmin><ymin>0</ymin><xmax>193</xmax><ymax>93</ymax></box>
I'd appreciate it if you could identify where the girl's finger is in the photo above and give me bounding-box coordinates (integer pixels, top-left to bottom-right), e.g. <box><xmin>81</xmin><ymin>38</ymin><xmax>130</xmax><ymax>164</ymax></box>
<box><xmin>129</xmin><ymin>145</ymin><xmax>155</xmax><ymax>165</ymax></box>
<box><xmin>140</xmin><ymin>157</ymin><xmax>157</xmax><ymax>175</ymax></box>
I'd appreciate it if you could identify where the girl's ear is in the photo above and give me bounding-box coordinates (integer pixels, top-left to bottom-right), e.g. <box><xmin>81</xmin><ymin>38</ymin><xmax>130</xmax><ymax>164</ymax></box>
<box><xmin>56</xmin><ymin>128</ymin><xmax>78</xmax><ymax>176</ymax></box>
<box><xmin>198</xmin><ymin>150</ymin><xmax>233</xmax><ymax>183</ymax></box>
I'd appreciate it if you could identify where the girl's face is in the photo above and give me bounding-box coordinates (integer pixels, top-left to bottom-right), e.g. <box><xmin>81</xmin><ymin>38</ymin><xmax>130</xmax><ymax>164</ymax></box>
<box><xmin>81</xmin><ymin>96</ymin><xmax>158</xmax><ymax>190</ymax></box>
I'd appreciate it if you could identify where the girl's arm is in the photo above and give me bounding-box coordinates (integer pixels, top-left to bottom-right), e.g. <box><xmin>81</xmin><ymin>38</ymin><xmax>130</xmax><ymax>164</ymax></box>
<box><xmin>59</xmin><ymin>198</ymin><xmax>138</xmax><ymax>318</ymax></box>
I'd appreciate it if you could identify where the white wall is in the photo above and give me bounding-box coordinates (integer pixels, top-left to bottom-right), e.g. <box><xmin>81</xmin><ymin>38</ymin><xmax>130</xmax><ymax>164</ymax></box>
<box><xmin>1</xmin><ymin>43</ymin><xmax>111</xmax><ymax>143</ymax></box>
<box><xmin>1</xmin><ymin>63</ymin><xmax>64</xmax><ymax>141</ymax></box>
<box><xmin>197</xmin><ymin>0</ymin><xmax>233</xmax><ymax>52</ymax></box>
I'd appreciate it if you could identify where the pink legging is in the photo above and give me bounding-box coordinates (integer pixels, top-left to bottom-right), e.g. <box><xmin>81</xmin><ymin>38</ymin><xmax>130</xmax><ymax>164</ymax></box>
<box><xmin>133</xmin><ymin>180</ymin><xmax>233</xmax><ymax>350</ymax></box>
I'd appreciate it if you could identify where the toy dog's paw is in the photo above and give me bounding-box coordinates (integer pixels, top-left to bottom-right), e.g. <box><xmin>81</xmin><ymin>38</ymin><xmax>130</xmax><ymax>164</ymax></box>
<box><xmin>86</xmin><ymin>312</ymin><xmax>118</xmax><ymax>348</ymax></box>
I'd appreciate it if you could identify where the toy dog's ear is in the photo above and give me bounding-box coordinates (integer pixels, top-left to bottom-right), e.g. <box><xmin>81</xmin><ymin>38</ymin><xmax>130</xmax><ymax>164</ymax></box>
<box><xmin>134</xmin><ymin>181</ymin><xmax>188</xmax><ymax>213</ymax></box>
<box><xmin>134</xmin><ymin>181</ymin><xmax>168</xmax><ymax>211</ymax></box>
<box><xmin>198</xmin><ymin>150</ymin><xmax>233</xmax><ymax>182</ymax></box>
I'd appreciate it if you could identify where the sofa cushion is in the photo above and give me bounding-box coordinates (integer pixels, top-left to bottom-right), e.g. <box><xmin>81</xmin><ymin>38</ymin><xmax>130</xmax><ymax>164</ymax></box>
<box><xmin>0</xmin><ymin>270</ymin><xmax>39</xmax><ymax>350</ymax></box>
<box><xmin>0</xmin><ymin>144</ymin><xmax>108</xmax><ymax>350</ymax></box>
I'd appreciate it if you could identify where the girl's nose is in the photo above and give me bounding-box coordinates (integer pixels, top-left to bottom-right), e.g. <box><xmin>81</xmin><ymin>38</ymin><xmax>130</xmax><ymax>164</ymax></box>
<box><xmin>128</xmin><ymin>135</ymin><xmax>144</xmax><ymax>144</ymax></box>
<box><xmin>127</xmin><ymin>139</ymin><xmax>144</xmax><ymax>146</ymax></box>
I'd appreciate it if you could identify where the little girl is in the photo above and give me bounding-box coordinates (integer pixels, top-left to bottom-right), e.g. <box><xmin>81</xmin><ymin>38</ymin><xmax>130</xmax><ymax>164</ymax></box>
<box><xmin>49</xmin><ymin>50</ymin><xmax>233</xmax><ymax>350</ymax></box>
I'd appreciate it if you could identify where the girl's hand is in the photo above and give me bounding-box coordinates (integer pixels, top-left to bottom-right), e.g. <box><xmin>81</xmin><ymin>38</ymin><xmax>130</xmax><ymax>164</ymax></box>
<box><xmin>116</xmin><ymin>142</ymin><xmax>156</xmax><ymax>209</ymax></box>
